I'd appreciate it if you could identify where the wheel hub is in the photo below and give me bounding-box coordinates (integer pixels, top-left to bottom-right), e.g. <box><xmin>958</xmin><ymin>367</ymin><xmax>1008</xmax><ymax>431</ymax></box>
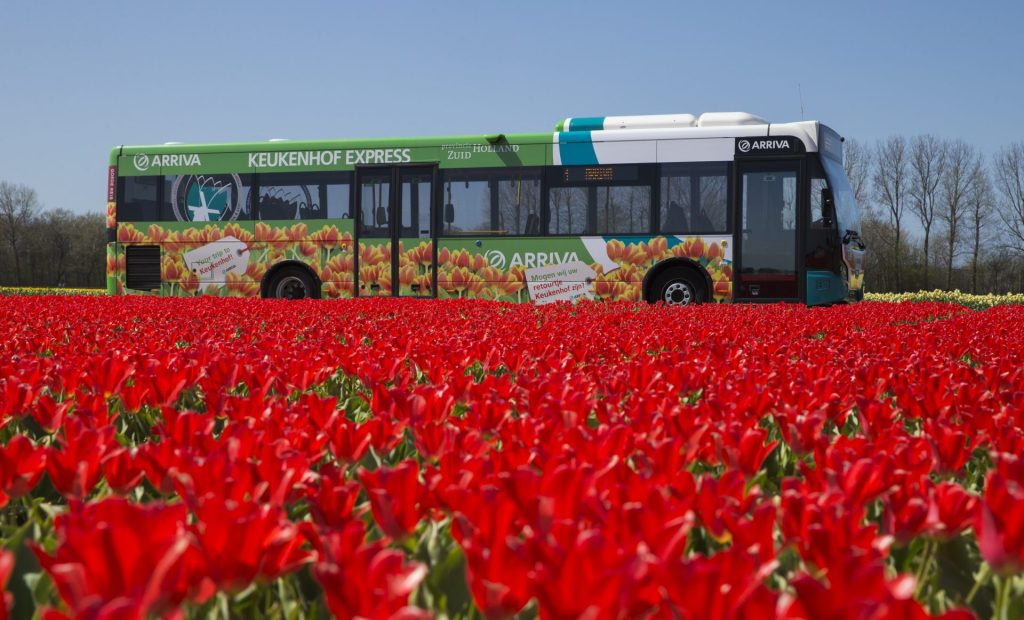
<box><xmin>275</xmin><ymin>276</ymin><xmax>308</xmax><ymax>300</ymax></box>
<box><xmin>663</xmin><ymin>282</ymin><xmax>693</xmax><ymax>306</ymax></box>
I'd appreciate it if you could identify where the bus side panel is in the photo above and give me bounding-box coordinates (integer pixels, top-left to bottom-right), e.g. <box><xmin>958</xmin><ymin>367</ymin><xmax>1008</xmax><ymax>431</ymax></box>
<box><xmin>435</xmin><ymin>235</ymin><xmax>733</xmax><ymax>304</ymax></box>
<box><xmin>116</xmin><ymin>218</ymin><xmax>356</xmax><ymax>298</ymax></box>
<box><xmin>117</xmin><ymin>220</ymin><xmax>254</xmax><ymax>296</ymax></box>
<box><xmin>106</xmin><ymin>242</ymin><xmax>124</xmax><ymax>295</ymax></box>
<box><xmin>253</xmin><ymin>219</ymin><xmax>355</xmax><ymax>299</ymax></box>
<box><xmin>355</xmin><ymin>239</ymin><xmax>392</xmax><ymax>297</ymax></box>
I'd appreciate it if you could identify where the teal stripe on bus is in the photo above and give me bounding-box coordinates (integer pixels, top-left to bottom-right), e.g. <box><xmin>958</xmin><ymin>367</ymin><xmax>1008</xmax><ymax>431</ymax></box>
<box><xmin>557</xmin><ymin>131</ymin><xmax>599</xmax><ymax>165</ymax></box>
<box><xmin>806</xmin><ymin>270</ymin><xmax>848</xmax><ymax>305</ymax></box>
<box><xmin>565</xmin><ymin>117</ymin><xmax>605</xmax><ymax>131</ymax></box>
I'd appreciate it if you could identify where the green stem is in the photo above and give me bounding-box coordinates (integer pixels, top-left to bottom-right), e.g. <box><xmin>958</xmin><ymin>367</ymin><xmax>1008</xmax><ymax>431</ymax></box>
<box><xmin>966</xmin><ymin>563</ymin><xmax>991</xmax><ymax>606</ymax></box>
<box><xmin>994</xmin><ymin>574</ymin><xmax>1013</xmax><ymax>620</ymax></box>
<box><xmin>914</xmin><ymin>538</ymin><xmax>936</xmax><ymax>599</ymax></box>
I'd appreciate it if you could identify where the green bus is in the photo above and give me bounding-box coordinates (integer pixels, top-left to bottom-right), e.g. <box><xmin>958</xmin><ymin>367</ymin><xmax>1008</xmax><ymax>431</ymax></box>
<box><xmin>106</xmin><ymin>111</ymin><xmax>865</xmax><ymax>305</ymax></box>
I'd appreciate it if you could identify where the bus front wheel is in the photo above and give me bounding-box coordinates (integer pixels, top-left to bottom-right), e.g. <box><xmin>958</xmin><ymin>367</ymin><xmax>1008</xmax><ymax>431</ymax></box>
<box><xmin>267</xmin><ymin>266</ymin><xmax>317</xmax><ymax>300</ymax></box>
<box><xmin>649</xmin><ymin>269</ymin><xmax>706</xmax><ymax>306</ymax></box>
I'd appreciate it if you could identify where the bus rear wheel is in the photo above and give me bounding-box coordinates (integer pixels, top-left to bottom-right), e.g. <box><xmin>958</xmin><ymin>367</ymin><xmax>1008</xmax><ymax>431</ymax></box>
<box><xmin>267</xmin><ymin>266</ymin><xmax>316</xmax><ymax>300</ymax></box>
<box><xmin>649</xmin><ymin>269</ymin><xmax>706</xmax><ymax>306</ymax></box>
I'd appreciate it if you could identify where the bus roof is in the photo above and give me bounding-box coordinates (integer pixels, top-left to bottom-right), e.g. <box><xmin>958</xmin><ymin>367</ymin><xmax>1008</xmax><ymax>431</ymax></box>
<box><xmin>111</xmin><ymin>114</ymin><xmax>827</xmax><ymax>172</ymax></box>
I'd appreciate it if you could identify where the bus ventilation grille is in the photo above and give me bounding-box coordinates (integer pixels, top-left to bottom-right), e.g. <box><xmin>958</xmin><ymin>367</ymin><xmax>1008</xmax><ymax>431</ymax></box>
<box><xmin>125</xmin><ymin>245</ymin><xmax>162</xmax><ymax>291</ymax></box>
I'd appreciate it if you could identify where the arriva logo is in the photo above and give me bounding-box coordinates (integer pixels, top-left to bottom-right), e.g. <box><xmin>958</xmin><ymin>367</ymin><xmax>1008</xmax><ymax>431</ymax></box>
<box><xmin>737</xmin><ymin>139</ymin><xmax>751</xmax><ymax>153</ymax></box>
<box><xmin>484</xmin><ymin>250</ymin><xmax>580</xmax><ymax>269</ymax></box>
<box><xmin>133</xmin><ymin>153</ymin><xmax>202</xmax><ymax>171</ymax></box>
<box><xmin>133</xmin><ymin>154</ymin><xmax>151</xmax><ymax>171</ymax></box>
<box><xmin>484</xmin><ymin>250</ymin><xmax>506</xmax><ymax>269</ymax></box>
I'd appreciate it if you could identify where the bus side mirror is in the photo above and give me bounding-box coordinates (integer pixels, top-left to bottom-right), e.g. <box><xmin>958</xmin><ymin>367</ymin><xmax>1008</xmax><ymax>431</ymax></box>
<box><xmin>821</xmin><ymin>188</ymin><xmax>835</xmax><ymax>226</ymax></box>
<box><xmin>444</xmin><ymin>203</ymin><xmax>455</xmax><ymax>225</ymax></box>
<box><xmin>375</xmin><ymin>206</ymin><xmax>387</xmax><ymax>227</ymax></box>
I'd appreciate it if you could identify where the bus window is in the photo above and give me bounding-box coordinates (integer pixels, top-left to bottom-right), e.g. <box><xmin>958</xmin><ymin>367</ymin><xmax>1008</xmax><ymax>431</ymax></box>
<box><xmin>806</xmin><ymin>167</ymin><xmax>835</xmax><ymax>270</ymax></box>
<box><xmin>659</xmin><ymin>163</ymin><xmax>729</xmax><ymax>234</ymax></box>
<box><xmin>400</xmin><ymin>169</ymin><xmax>431</xmax><ymax>238</ymax></box>
<box><xmin>256</xmin><ymin>172</ymin><xmax>351</xmax><ymax>221</ymax></box>
<box><xmin>496</xmin><ymin>174</ymin><xmax>541</xmax><ymax>235</ymax></box>
<box><xmin>548</xmin><ymin>187</ymin><xmax>588</xmax><ymax>235</ymax></box>
<box><xmin>358</xmin><ymin>173</ymin><xmax>391</xmax><ymax>236</ymax></box>
<box><xmin>441</xmin><ymin>171</ymin><xmax>492</xmax><ymax>235</ymax></box>
<box><xmin>593</xmin><ymin>186</ymin><xmax>651</xmax><ymax>235</ymax></box>
<box><xmin>325</xmin><ymin>183</ymin><xmax>351</xmax><ymax>219</ymax></box>
<box><xmin>163</xmin><ymin>174</ymin><xmax>254</xmax><ymax>222</ymax></box>
<box><xmin>810</xmin><ymin>176</ymin><xmax>828</xmax><ymax>223</ymax></box>
<box><xmin>118</xmin><ymin>176</ymin><xmax>162</xmax><ymax>222</ymax></box>
<box><xmin>547</xmin><ymin>165</ymin><xmax>653</xmax><ymax>235</ymax></box>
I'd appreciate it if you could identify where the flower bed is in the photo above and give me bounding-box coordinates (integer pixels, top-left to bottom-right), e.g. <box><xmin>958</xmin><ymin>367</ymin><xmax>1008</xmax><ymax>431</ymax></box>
<box><xmin>0</xmin><ymin>296</ymin><xmax>1021</xmax><ymax>618</ymax></box>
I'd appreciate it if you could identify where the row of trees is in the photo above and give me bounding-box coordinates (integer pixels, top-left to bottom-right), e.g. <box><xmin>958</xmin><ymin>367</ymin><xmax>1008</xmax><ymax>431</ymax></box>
<box><xmin>845</xmin><ymin>138</ymin><xmax>1024</xmax><ymax>293</ymax></box>
<box><xmin>0</xmin><ymin>181</ymin><xmax>106</xmax><ymax>288</ymax></box>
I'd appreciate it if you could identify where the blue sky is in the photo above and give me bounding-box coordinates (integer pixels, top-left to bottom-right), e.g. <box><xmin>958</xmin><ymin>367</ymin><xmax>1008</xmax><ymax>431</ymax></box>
<box><xmin>1</xmin><ymin>1</ymin><xmax>1021</xmax><ymax>215</ymax></box>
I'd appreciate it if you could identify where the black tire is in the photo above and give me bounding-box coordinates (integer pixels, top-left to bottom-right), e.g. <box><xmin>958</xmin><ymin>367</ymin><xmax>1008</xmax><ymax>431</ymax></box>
<box><xmin>648</xmin><ymin>268</ymin><xmax>706</xmax><ymax>306</ymax></box>
<box><xmin>266</xmin><ymin>266</ymin><xmax>317</xmax><ymax>300</ymax></box>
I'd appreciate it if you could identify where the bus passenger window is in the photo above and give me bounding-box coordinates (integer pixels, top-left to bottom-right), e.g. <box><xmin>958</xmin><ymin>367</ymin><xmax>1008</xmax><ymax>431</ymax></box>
<box><xmin>118</xmin><ymin>176</ymin><xmax>162</xmax><ymax>222</ymax></box>
<box><xmin>441</xmin><ymin>172</ymin><xmax>491</xmax><ymax>235</ymax></box>
<box><xmin>257</xmin><ymin>172</ymin><xmax>351</xmax><ymax>221</ymax></box>
<box><xmin>548</xmin><ymin>188</ymin><xmax>588</xmax><ymax>235</ymax></box>
<box><xmin>810</xmin><ymin>177</ymin><xmax>828</xmax><ymax>225</ymax></box>
<box><xmin>497</xmin><ymin>175</ymin><xmax>541</xmax><ymax>235</ymax></box>
<box><xmin>659</xmin><ymin>163</ymin><xmax>729</xmax><ymax>234</ymax></box>
<box><xmin>593</xmin><ymin>186</ymin><xmax>651</xmax><ymax>234</ymax></box>
<box><xmin>359</xmin><ymin>177</ymin><xmax>391</xmax><ymax>236</ymax></box>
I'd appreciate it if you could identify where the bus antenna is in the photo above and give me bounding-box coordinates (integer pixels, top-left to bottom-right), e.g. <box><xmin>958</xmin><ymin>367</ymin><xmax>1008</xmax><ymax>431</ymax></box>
<box><xmin>798</xmin><ymin>83</ymin><xmax>805</xmax><ymax>119</ymax></box>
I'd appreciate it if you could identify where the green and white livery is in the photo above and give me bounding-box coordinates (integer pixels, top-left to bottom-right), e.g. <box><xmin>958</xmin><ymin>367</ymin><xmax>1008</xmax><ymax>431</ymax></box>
<box><xmin>106</xmin><ymin>111</ymin><xmax>865</xmax><ymax>305</ymax></box>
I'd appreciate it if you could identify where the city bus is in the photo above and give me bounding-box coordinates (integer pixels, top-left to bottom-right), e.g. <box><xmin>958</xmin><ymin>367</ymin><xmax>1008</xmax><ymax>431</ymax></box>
<box><xmin>106</xmin><ymin>111</ymin><xmax>865</xmax><ymax>305</ymax></box>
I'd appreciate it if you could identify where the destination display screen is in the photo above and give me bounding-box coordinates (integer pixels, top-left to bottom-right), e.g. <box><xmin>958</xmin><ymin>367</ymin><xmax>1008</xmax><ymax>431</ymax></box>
<box><xmin>561</xmin><ymin>165</ymin><xmax>639</xmax><ymax>183</ymax></box>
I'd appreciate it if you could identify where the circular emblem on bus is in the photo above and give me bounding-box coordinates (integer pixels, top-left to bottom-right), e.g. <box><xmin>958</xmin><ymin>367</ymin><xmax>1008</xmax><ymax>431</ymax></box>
<box><xmin>133</xmin><ymin>154</ymin><xmax>151</xmax><ymax>171</ymax></box>
<box><xmin>169</xmin><ymin>174</ymin><xmax>246</xmax><ymax>222</ymax></box>
<box><xmin>484</xmin><ymin>249</ymin><xmax>506</xmax><ymax>269</ymax></box>
<box><xmin>738</xmin><ymin>139</ymin><xmax>752</xmax><ymax>153</ymax></box>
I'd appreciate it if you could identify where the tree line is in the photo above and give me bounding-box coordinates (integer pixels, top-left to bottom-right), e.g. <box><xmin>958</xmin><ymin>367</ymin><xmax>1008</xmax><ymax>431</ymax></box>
<box><xmin>0</xmin><ymin>181</ymin><xmax>106</xmax><ymax>288</ymax></box>
<box><xmin>845</xmin><ymin>137</ymin><xmax>1024</xmax><ymax>293</ymax></box>
<box><xmin>3</xmin><ymin>136</ymin><xmax>1024</xmax><ymax>293</ymax></box>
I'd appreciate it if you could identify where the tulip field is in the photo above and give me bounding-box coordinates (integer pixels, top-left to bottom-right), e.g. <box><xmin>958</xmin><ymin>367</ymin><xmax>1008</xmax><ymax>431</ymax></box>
<box><xmin>1</xmin><ymin>296</ymin><xmax>1023</xmax><ymax>619</ymax></box>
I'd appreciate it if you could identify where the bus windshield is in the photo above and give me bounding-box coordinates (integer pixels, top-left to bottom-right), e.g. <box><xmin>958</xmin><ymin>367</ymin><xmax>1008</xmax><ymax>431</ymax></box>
<box><xmin>821</xmin><ymin>156</ymin><xmax>860</xmax><ymax>235</ymax></box>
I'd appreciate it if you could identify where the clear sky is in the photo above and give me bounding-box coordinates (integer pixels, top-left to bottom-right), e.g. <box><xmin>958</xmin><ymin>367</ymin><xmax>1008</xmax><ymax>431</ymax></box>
<box><xmin>1</xmin><ymin>1</ymin><xmax>1021</xmax><ymax>215</ymax></box>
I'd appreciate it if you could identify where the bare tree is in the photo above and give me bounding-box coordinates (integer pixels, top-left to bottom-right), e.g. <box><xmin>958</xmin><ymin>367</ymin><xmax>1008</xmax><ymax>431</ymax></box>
<box><xmin>43</xmin><ymin>209</ymin><xmax>74</xmax><ymax>286</ymax></box>
<box><xmin>939</xmin><ymin>140</ymin><xmax>980</xmax><ymax>289</ymax></box>
<box><xmin>872</xmin><ymin>136</ymin><xmax>910</xmax><ymax>290</ymax></box>
<box><xmin>0</xmin><ymin>181</ymin><xmax>41</xmax><ymax>285</ymax></box>
<box><xmin>908</xmin><ymin>135</ymin><xmax>948</xmax><ymax>289</ymax></box>
<box><xmin>843</xmin><ymin>138</ymin><xmax>873</xmax><ymax>206</ymax></box>
<box><xmin>968</xmin><ymin>164</ymin><xmax>995</xmax><ymax>293</ymax></box>
<box><xmin>995</xmin><ymin>142</ymin><xmax>1024</xmax><ymax>257</ymax></box>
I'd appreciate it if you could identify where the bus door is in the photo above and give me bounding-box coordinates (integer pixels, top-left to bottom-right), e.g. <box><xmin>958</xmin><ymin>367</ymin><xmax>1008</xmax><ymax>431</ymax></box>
<box><xmin>734</xmin><ymin>160</ymin><xmax>802</xmax><ymax>302</ymax></box>
<box><xmin>355</xmin><ymin>166</ymin><xmax>436</xmax><ymax>297</ymax></box>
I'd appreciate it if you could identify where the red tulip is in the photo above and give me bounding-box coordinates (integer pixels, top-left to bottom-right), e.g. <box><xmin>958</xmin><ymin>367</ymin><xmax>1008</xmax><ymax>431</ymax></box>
<box><xmin>0</xmin><ymin>434</ymin><xmax>46</xmax><ymax>506</ymax></box>
<box><xmin>32</xmin><ymin>498</ymin><xmax>200</xmax><ymax>618</ymax></box>
<box><xmin>190</xmin><ymin>494</ymin><xmax>312</xmax><ymax>593</ymax></box>
<box><xmin>929</xmin><ymin>481</ymin><xmax>977</xmax><ymax>541</ymax></box>
<box><xmin>359</xmin><ymin>460</ymin><xmax>426</xmax><ymax>539</ymax></box>
<box><xmin>0</xmin><ymin>548</ymin><xmax>12</xmax><ymax>620</ymax></box>
<box><xmin>662</xmin><ymin>548</ymin><xmax>779</xmax><ymax>620</ymax></box>
<box><xmin>45</xmin><ymin>418</ymin><xmax>114</xmax><ymax>499</ymax></box>
<box><xmin>310</xmin><ymin>463</ymin><xmax>362</xmax><ymax>530</ymax></box>
<box><xmin>0</xmin><ymin>379</ymin><xmax>34</xmax><ymax>423</ymax></box>
<box><xmin>312</xmin><ymin>520</ymin><xmax>429</xmax><ymax>620</ymax></box>
<box><xmin>32</xmin><ymin>393</ymin><xmax>70</xmax><ymax>433</ymax></box>
<box><xmin>102</xmin><ymin>448</ymin><xmax>145</xmax><ymax>495</ymax></box>
<box><xmin>450</xmin><ymin>486</ymin><xmax>532</xmax><ymax>618</ymax></box>
<box><xmin>975</xmin><ymin>455</ymin><xmax>1024</xmax><ymax>575</ymax></box>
